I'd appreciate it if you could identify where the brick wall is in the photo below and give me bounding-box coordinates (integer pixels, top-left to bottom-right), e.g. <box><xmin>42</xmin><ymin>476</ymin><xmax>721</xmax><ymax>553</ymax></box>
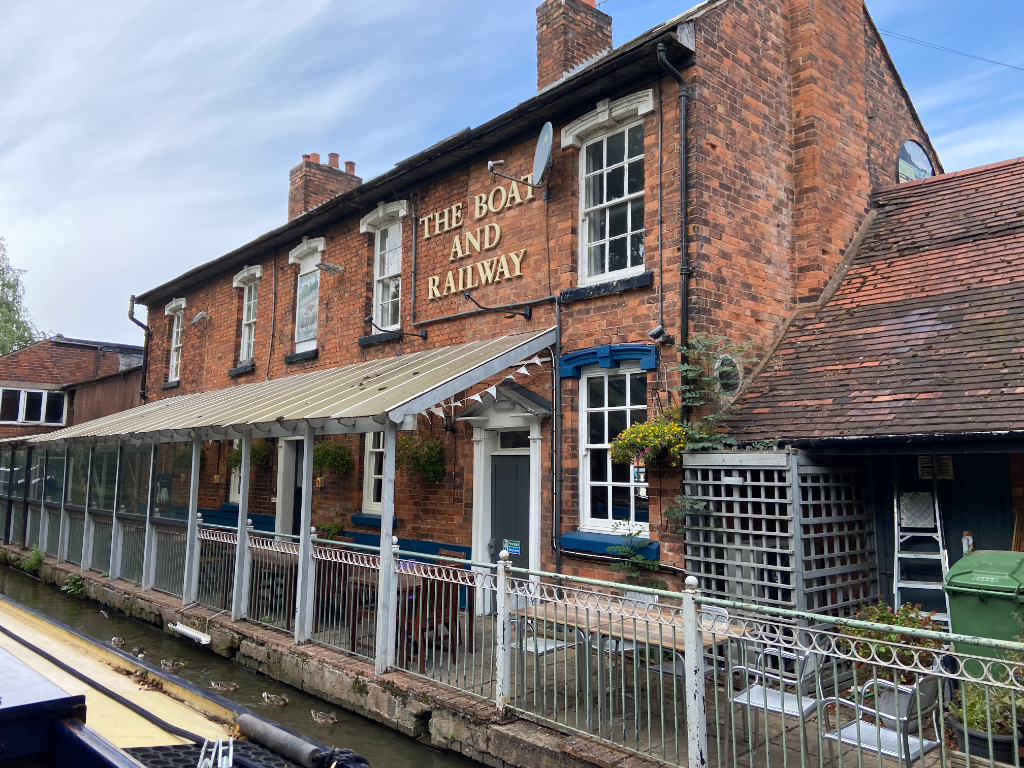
<box><xmin>0</xmin><ymin>339</ymin><xmax>126</xmax><ymax>389</ymax></box>
<box><xmin>140</xmin><ymin>0</ymin><xmax>939</xmax><ymax>578</ymax></box>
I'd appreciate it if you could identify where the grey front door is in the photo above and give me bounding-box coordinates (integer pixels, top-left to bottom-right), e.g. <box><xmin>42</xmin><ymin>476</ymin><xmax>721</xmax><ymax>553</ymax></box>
<box><xmin>492</xmin><ymin>455</ymin><xmax>530</xmax><ymax>569</ymax></box>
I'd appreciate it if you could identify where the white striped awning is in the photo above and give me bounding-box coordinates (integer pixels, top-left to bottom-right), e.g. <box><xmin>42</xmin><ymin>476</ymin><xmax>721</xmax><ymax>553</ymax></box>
<box><xmin>18</xmin><ymin>328</ymin><xmax>556</xmax><ymax>445</ymax></box>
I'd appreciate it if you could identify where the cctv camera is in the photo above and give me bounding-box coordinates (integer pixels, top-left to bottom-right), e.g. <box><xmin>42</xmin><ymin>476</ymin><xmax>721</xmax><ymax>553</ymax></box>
<box><xmin>648</xmin><ymin>325</ymin><xmax>675</xmax><ymax>345</ymax></box>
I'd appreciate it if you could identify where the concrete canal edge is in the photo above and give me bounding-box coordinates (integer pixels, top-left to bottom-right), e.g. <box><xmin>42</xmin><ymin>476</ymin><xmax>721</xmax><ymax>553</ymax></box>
<box><xmin>1</xmin><ymin>547</ymin><xmax>671</xmax><ymax>768</ymax></box>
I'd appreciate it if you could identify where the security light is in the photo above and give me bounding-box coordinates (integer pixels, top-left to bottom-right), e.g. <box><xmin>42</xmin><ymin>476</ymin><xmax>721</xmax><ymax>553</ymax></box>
<box><xmin>316</xmin><ymin>261</ymin><xmax>345</xmax><ymax>275</ymax></box>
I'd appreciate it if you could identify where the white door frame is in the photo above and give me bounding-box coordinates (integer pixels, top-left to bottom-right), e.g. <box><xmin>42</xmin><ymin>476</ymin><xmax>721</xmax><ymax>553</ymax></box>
<box><xmin>466</xmin><ymin>411</ymin><xmax>543</xmax><ymax>614</ymax></box>
<box><xmin>275</xmin><ymin>437</ymin><xmax>302</xmax><ymax>536</ymax></box>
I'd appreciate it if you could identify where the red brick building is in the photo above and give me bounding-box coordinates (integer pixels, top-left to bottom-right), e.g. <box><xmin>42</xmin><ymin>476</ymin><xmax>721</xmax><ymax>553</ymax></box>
<box><xmin>0</xmin><ymin>336</ymin><xmax>142</xmax><ymax>439</ymax></box>
<box><xmin>12</xmin><ymin>0</ymin><xmax>941</xmax><ymax>584</ymax></box>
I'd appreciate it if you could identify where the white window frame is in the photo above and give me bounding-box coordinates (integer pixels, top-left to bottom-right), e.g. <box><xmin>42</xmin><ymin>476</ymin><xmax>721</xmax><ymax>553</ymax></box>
<box><xmin>0</xmin><ymin>389</ymin><xmax>67</xmax><ymax>425</ymax></box>
<box><xmin>578</xmin><ymin>362</ymin><xmax>650</xmax><ymax>534</ymax></box>
<box><xmin>233</xmin><ymin>265</ymin><xmax>262</xmax><ymax>364</ymax></box>
<box><xmin>165</xmin><ymin>297</ymin><xmax>186</xmax><ymax>383</ymax></box>
<box><xmin>374</xmin><ymin>222</ymin><xmax>402</xmax><ymax>331</ymax></box>
<box><xmin>362</xmin><ymin>431</ymin><xmax>385</xmax><ymax>513</ymax></box>
<box><xmin>578</xmin><ymin>120</ymin><xmax>647</xmax><ymax>286</ymax></box>
<box><xmin>360</xmin><ymin>200</ymin><xmax>408</xmax><ymax>333</ymax></box>
<box><xmin>288</xmin><ymin>237</ymin><xmax>325</xmax><ymax>353</ymax></box>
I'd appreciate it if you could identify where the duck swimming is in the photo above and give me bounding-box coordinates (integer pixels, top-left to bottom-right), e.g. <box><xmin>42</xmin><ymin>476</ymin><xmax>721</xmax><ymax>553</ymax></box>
<box><xmin>210</xmin><ymin>681</ymin><xmax>239</xmax><ymax>692</ymax></box>
<box><xmin>311</xmin><ymin>710</ymin><xmax>337</xmax><ymax>726</ymax></box>
<box><xmin>262</xmin><ymin>692</ymin><xmax>289</xmax><ymax>707</ymax></box>
<box><xmin>160</xmin><ymin>659</ymin><xmax>184</xmax><ymax>672</ymax></box>
<box><xmin>110</xmin><ymin>637</ymin><xmax>125</xmax><ymax>648</ymax></box>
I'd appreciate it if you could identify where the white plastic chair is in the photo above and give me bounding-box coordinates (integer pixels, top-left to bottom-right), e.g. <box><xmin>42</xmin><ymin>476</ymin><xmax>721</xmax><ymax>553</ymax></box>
<box><xmin>732</xmin><ymin>646</ymin><xmax>822</xmax><ymax>748</ymax></box>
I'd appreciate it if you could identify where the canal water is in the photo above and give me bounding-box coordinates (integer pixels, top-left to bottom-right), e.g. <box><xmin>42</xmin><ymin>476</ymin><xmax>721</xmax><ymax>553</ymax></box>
<box><xmin>0</xmin><ymin>565</ymin><xmax>470</xmax><ymax>768</ymax></box>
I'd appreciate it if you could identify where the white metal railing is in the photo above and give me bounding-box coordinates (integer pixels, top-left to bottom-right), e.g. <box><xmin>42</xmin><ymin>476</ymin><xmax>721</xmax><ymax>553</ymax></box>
<box><xmin>196</xmin><ymin>525</ymin><xmax>237</xmax><ymax>612</ymax></box>
<box><xmin>26</xmin><ymin>468</ymin><xmax>1024</xmax><ymax>768</ymax></box>
<box><xmin>247</xmin><ymin>532</ymin><xmax>300</xmax><ymax>631</ymax></box>
<box><xmin>311</xmin><ymin>539</ymin><xmax>382</xmax><ymax>660</ymax></box>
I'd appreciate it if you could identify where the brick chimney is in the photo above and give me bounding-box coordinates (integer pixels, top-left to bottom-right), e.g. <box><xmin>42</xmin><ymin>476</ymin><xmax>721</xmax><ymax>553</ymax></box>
<box><xmin>287</xmin><ymin>154</ymin><xmax>361</xmax><ymax>221</ymax></box>
<box><xmin>536</xmin><ymin>0</ymin><xmax>612</xmax><ymax>91</ymax></box>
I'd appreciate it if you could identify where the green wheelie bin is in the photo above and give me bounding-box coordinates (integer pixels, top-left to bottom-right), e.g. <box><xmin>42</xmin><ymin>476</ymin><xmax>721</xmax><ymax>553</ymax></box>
<box><xmin>944</xmin><ymin>550</ymin><xmax>1024</xmax><ymax>660</ymax></box>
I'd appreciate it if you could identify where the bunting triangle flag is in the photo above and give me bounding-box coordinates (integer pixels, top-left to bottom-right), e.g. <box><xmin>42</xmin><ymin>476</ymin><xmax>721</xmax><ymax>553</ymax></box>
<box><xmin>469</xmin><ymin>394</ymin><xmax>483</xmax><ymax>403</ymax></box>
<box><xmin>429</xmin><ymin>407</ymin><xmax>445</xmax><ymax>418</ymax></box>
<box><xmin>486</xmin><ymin>386</ymin><xmax>498</xmax><ymax>399</ymax></box>
<box><xmin>516</xmin><ymin>366</ymin><xmax>530</xmax><ymax>376</ymax></box>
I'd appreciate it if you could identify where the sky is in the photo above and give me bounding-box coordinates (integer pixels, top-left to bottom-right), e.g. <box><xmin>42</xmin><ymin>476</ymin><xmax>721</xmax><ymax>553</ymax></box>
<box><xmin>1</xmin><ymin>0</ymin><xmax>1021</xmax><ymax>345</ymax></box>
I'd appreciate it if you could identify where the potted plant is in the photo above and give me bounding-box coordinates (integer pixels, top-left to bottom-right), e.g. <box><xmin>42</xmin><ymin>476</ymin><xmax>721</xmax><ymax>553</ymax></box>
<box><xmin>839</xmin><ymin>600</ymin><xmax>942</xmax><ymax>732</ymax></box>
<box><xmin>312</xmin><ymin>441</ymin><xmax>354</xmax><ymax>480</ymax></box>
<box><xmin>946</xmin><ymin>683</ymin><xmax>1023</xmax><ymax>763</ymax></box>
<box><xmin>609</xmin><ymin>416</ymin><xmax>688</xmax><ymax>468</ymax></box>
<box><xmin>395</xmin><ymin>435</ymin><xmax>446</xmax><ymax>483</ymax></box>
<box><xmin>315</xmin><ymin>523</ymin><xmax>345</xmax><ymax>541</ymax></box>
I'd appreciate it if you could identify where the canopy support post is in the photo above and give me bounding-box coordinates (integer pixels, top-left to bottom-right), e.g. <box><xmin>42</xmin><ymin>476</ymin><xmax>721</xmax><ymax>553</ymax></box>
<box><xmin>374</xmin><ymin>420</ymin><xmax>398</xmax><ymax>676</ymax></box>
<box><xmin>109</xmin><ymin>442</ymin><xmax>124</xmax><ymax>581</ymax></box>
<box><xmin>232</xmin><ymin>430</ymin><xmax>252</xmax><ymax>621</ymax></box>
<box><xmin>80</xmin><ymin>447</ymin><xmax>95</xmax><ymax>572</ymax></box>
<box><xmin>141</xmin><ymin>445</ymin><xmax>157</xmax><ymax>591</ymax></box>
<box><xmin>294</xmin><ymin>422</ymin><xmax>316</xmax><ymax>643</ymax></box>
<box><xmin>57</xmin><ymin>447</ymin><xmax>70</xmax><ymax>563</ymax></box>
<box><xmin>182</xmin><ymin>436</ymin><xmax>202</xmax><ymax>604</ymax></box>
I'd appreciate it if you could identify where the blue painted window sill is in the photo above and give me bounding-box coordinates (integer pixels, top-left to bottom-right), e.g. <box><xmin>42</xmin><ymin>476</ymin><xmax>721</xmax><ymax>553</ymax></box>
<box><xmin>560</xmin><ymin>531</ymin><xmax>659</xmax><ymax>560</ymax></box>
<box><xmin>351</xmin><ymin>512</ymin><xmax>382</xmax><ymax>528</ymax></box>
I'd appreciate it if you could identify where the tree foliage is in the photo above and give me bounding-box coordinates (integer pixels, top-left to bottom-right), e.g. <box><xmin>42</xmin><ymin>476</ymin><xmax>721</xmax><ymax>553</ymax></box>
<box><xmin>0</xmin><ymin>238</ymin><xmax>40</xmax><ymax>355</ymax></box>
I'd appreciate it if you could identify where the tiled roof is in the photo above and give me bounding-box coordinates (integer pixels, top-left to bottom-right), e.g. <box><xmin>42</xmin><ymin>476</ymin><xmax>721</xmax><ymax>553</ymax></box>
<box><xmin>727</xmin><ymin>156</ymin><xmax>1024</xmax><ymax>442</ymax></box>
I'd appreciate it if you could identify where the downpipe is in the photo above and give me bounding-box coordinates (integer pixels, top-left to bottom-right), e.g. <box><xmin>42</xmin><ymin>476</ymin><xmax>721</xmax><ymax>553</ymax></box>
<box><xmin>128</xmin><ymin>295</ymin><xmax>150</xmax><ymax>403</ymax></box>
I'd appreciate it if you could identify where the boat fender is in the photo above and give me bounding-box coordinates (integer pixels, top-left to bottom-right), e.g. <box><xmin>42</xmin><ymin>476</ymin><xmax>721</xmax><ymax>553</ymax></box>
<box><xmin>236</xmin><ymin>714</ymin><xmax>324</xmax><ymax>768</ymax></box>
<box><xmin>315</xmin><ymin>747</ymin><xmax>372</xmax><ymax>768</ymax></box>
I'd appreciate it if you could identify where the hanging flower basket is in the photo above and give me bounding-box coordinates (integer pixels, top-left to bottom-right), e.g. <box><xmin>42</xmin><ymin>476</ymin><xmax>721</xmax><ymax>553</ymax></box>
<box><xmin>610</xmin><ymin>418</ymin><xmax>688</xmax><ymax>468</ymax></box>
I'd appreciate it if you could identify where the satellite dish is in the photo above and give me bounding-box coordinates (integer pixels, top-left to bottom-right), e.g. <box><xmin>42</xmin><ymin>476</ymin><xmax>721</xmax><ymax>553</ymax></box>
<box><xmin>531</xmin><ymin>122</ymin><xmax>553</xmax><ymax>186</ymax></box>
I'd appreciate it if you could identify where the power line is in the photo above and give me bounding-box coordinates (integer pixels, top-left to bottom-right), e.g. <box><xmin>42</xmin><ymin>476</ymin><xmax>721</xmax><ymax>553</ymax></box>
<box><xmin>878</xmin><ymin>28</ymin><xmax>1024</xmax><ymax>72</ymax></box>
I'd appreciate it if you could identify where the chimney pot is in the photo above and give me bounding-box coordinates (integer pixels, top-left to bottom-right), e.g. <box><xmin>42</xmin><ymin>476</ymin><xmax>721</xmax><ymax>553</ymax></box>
<box><xmin>309</xmin><ymin>152</ymin><xmax>321</xmax><ymax>164</ymax></box>
<box><xmin>344</xmin><ymin>161</ymin><xmax>356</xmax><ymax>175</ymax></box>
<box><xmin>302</xmin><ymin>153</ymin><xmax>310</xmax><ymax>161</ymax></box>
<box><xmin>328</xmin><ymin>153</ymin><xmax>340</xmax><ymax>169</ymax></box>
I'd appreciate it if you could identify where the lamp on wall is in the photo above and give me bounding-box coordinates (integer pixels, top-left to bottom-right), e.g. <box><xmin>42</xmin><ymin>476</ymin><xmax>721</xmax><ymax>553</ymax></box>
<box><xmin>316</xmin><ymin>261</ymin><xmax>345</xmax><ymax>274</ymax></box>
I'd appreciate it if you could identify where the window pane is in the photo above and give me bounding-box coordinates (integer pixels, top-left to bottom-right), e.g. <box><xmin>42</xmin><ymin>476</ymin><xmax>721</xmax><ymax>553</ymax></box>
<box><xmin>631</xmin><ymin>199</ymin><xmax>644</xmax><ymax>231</ymax></box>
<box><xmin>627</xmin><ymin>124</ymin><xmax>644</xmax><ymax>158</ymax></box>
<box><xmin>1</xmin><ymin>390</ymin><xmax>20</xmax><ymax>421</ymax></box>
<box><xmin>611</xmin><ymin>460</ymin><xmax>629</xmax><ymax>483</ymax></box>
<box><xmin>29</xmin><ymin>452</ymin><xmax>45</xmax><ymax>500</ymax></box>
<box><xmin>588</xmin><ymin>412</ymin><xmax>604</xmax><ymax>444</ymax></box>
<box><xmin>627</xmin><ymin>159</ymin><xmax>644</xmax><ymax>194</ymax></box>
<box><xmin>585</xmin><ymin>174</ymin><xmax>603</xmax><ymax>208</ymax></box>
<box><xmin>378</xmin><ymin>226</ymin><xmax>389</xmax><ymax>256</ymax></box>
<box><xmin>372</xmin><ymin>432</ymin><xmax>383</xmax><ymax>450</ymax></box>
<box><xmin>89</xmin><ymin>446</ymin><xmax>118</xmax><ymax>511</ymax></box>
<box><xmin>589</xmin><ymin>449</ymin><xmax>608</xmax><ymax>482</ymax></box>
<box><xmin>587</xmin><ymin>208</ymin><xmax>606</xmax><ymax>242</ymax></box>
<box><xmin>608</xmin><ymin>237</ymin><xmax>627</xmax><ymax>272</ymax></box>
<box><xmin>607</xmin><ymin>131</ymin><xmax>625</xmax><ymax>165</ymax></box>
<box><xmin>295</xmin><ymin>271</ymin><xmax>319</xmax><ymax>342</ymax></box>
<box><xmin>24</xmin><ymin>392</ymin><xmax>43</xmax><ymax>422</ymax></box>
<box><xmin>117</xmin><ymin>444</ymin><xmax>150</xmax><ymax>515</ymax></box>
<box><xmin>0</xmin><ymin>450</ymin><xmax>10</xmax><ymax>496</ymax></box>
<box><xmin>630</xmin><ymin>374</ymin><xmax>647</xmax><ymax>406</ymax></box>
<box><xmin>630</xmin><ymin>233</ymin><xmax>645</xmax><ymax>267</ymax></box>
<box><xmin>586</xmin><ymin>141</ymin><xmax>603</xmax><ymax>173</ymax></box>
<box><xmin>45</xmin><ymin>392</ymin><xmax>65</xmax><ymax>423</ymax></box>
<box><xmin>607</xmin><ymin>376</ymin><xmax>627</xmax><ymax>407</ymax></box>
<box><xmin>634</xmin><ymin>488</ymin><xmax>650</xmax><ymax>523</ymax></box>
<box><xmin>608</xmin><ymin>202</ymin><xmax>628</xmax><ymax>238</ymax></box>
<box><xmin>607</xmin><ymin>409</ymin><xmax>627</xmax><ymax>442</ymax></box>
<box><xmin>606</xmin><ymin>166</ymin><xmax>624</xmax><ymax>200</ymax></box>
<box><xmin>67</xmin><ymin>447</ymin><xmax>89</xmax><ymax>507</ymax></box>
<box><xmin>629</xmin><ymin>408</ymin><xmax>647</xmax><ymax>426</ymax></box>
<box><xmin>499</xmin><ymin>431</ymin><xmax>530</xmax><ymax>450</ymax></box>
<box><xmin>151</xmin><ymin>443</ymin><xmax>192</xmax><ymax>520</ymax></box>
<box><xmin>590</xmin><ymin>485</ymin><xmax>609</xmax><ymax>519</ymax></box>
<box><xmin>45</xmin><ymin>452</ymin><xmax>65</xmax><ymax>505</ymax></box>
<box><xmin>372</xmin><ymin>478</ymin><xmax>382</xmax><ymax>504</ymax></box>
<box><xmin>12</xmin><ymin>450</ymin><xmax>27</xmax><ymax>498</ymax></box>
<box><xmin>588</xmin><ymin>244</ymin><xmax>605</xmax><ymax>276</ymax></box>
<box><xmin>611</xmin><ymin>486</ymin><xmax>631</xmax><ymax>520</ymax></box>
<box><xmin>587</xmin><ymin>377</ymin><xmax>605</xmax><ymax>408</ymax></box>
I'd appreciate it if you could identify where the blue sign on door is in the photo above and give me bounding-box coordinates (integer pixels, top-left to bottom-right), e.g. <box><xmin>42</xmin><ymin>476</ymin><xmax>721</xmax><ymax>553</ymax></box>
<box><xmin>503</xmin><ymin>539</ymin><xmax>521</xmax><ymax>556</ymax></box>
